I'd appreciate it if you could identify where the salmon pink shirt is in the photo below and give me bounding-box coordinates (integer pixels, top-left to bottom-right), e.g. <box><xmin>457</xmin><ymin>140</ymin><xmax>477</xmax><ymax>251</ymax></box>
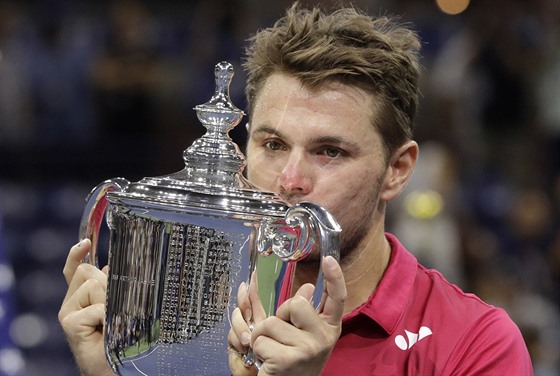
<box><xmin>322</xmin><ymin>233</ymin><xmax>533</xmax><ymax>375</ymax></box>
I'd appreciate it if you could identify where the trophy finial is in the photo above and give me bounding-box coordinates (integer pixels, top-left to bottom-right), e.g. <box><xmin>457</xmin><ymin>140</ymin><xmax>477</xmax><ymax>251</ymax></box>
<box><xmin>195</xmin><ymin>61</ymin><xmax>243</xmax><ymax>123</ymax></box>
<box><xmin>215</xmin><ymin>61</ymin><xmax>234</xmax><ymax>94</ymax></box>
<box><xmin>182</xmin><ymin>62</ymin><xmax>248</xmax><ymax>188</ymax></box>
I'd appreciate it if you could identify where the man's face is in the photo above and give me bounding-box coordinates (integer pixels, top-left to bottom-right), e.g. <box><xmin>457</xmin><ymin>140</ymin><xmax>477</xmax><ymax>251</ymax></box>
<box><xmin>245</xmin><ymin>73</ymin><xmax>390</xmax><ymax>258</ymax></box>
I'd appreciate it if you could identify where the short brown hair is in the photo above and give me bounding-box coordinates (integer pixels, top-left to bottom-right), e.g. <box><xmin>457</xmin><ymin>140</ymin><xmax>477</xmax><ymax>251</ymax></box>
<box><xmin>243</xmin><ymin>3</ymin><xmax>421</xmax><ymax>156</ymax></box>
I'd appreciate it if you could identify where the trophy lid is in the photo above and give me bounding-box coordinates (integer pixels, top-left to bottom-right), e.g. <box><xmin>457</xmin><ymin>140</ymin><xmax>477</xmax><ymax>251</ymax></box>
<box><xmin>107</xmin><ymin>61</ymin><xmax>288</xmax><ymax>218</ymax></box>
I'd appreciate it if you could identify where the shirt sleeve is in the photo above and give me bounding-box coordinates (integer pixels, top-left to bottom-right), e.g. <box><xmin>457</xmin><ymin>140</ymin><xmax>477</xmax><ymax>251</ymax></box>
<box><xmin>443</xmin><ymin>307</ymin><xmax>534</xmax><ymax>375</ymax></box>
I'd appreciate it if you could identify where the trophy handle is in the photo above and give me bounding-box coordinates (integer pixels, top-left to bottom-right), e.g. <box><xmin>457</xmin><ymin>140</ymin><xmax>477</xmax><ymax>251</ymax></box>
<box><xmin>245</xmin><ymin>202</ymin><xmax>341</xmax><ymax>369</ymax></box>
<box><xmin>78</xmin><ymin>178</ymin><xmax>129</xmax><ymax>267</ymax></box>
<box><xmin>257</xmin><ymin>201</ymin><xmax>341</xmax><ymax>308</ymax></box>
<box><xmin>280</xmin><ymin>202</ymin><xmax>341</xmax><ymax>308</ymax></box>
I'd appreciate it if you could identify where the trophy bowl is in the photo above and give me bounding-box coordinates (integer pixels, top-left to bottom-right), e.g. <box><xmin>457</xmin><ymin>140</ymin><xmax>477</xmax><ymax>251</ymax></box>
<box><xmin>79</xmin><ymin>62</ymin><xmax>341</xmax><ymax>375</ymax></box>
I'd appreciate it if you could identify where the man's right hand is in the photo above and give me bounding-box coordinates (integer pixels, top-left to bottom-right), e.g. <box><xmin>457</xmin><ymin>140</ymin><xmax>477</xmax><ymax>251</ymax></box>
<box><xmin>228</xmin><ymin>255</ymin><xmax>346</xmax><ymax>376</ymax></box>
<box><xmin>58</xmin><ymin>239</ymin><xmax>115</xmax><ymax>376</ymax></box>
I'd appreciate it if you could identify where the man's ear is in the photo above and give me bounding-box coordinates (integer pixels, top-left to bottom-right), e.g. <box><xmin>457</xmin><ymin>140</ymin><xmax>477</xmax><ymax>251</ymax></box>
<box><xmin>380</xmin><ymin>141</ymin><xmax>419</xmax><ymax>201</ymax></box>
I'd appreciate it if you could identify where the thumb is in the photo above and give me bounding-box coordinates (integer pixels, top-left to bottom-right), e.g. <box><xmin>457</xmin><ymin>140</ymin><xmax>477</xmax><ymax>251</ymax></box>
<box><xmin>318</xmin><ymin>256</ymin><xmax>346</xmax><ymax>325</ymax></box>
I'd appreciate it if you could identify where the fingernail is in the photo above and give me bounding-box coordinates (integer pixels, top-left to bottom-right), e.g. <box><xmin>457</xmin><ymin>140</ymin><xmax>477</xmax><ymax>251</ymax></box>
<box><xmin>77</xmin><ymin>239</ymin><xmax>83</xmax><ymax>248</ymax></box>
<box><xmin>241</xmin><ymin>331</ymin><xmax>251</xmax><ymax>346</ymax></box>
<box><xmin>325</xmin><ymin>255</ymin><xmax>337</xmax><ymax>270</ymax></box>
<box><xmin>244</xmin><ymin>308</ymin><xmax>252</xmax><ymax>321</ymax></box>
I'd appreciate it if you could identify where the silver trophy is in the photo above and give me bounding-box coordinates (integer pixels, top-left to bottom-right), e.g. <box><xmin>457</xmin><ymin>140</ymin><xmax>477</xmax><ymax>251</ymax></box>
<box><xmin>79</xmin><ymin>62</ymin><xmax>341</xmax><ymax>375</ymax></box>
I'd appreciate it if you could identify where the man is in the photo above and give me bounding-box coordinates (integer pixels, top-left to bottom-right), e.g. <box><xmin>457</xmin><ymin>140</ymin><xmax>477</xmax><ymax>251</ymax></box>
<box><xmin>225</xmin><ymin>5</ymin><xmax>533</xmax><ymax>375</ymax></box>
<box><xmin>59</xmin><ymin>4</ymin><xmax>533</xmax><ymax>376</ymax></box>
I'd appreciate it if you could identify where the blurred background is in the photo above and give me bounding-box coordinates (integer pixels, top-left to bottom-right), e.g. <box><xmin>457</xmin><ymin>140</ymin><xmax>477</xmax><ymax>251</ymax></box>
<box><xmin>0</xmin><ymin>0</ymin><xmax>558</xmax><ymax>374</ymax></box>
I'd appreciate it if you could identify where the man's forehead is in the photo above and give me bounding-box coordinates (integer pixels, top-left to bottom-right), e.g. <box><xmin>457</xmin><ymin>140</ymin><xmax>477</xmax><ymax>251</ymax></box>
<box><xmin>258</xmin><ymin>73</ymin><xmax>372</xmax><ymax>100</ymax></box>
<box><xmin>252</xmin><ymin>84</ymin><xmax>374</xmax><ymax>125</ymax></box>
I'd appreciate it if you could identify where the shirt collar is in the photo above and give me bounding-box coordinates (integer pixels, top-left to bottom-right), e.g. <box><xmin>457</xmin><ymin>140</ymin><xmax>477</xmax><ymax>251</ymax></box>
<box><xmin>342</xmin><ymin>233</ymin><xmax>417</xmax><ymax>334</ymax></box>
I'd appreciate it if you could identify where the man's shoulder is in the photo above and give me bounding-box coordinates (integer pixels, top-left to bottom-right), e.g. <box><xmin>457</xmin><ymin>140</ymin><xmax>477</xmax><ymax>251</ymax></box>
<box><xmin>413</xmin><ymin>264</ymin><xmax>506</xmax><ymax>323</ymax></box>
<box><xmin>410</xmin><ymin>263</ymin><xmax>528</xmax><ymax>353</ymax></box>
<box><xmin>404</xmin><ymin>265</ymin><xmax>532</xmax><ymax>373</ymax></box>
<box><xmin>382</xmin><ymin>233</ymin><xmax>504</xmax><ymax>329</ymax></box>
<box><xmin>385</xmin><ymin>233</ymin><xmax>523</xmax><ymax>339</ymax></box>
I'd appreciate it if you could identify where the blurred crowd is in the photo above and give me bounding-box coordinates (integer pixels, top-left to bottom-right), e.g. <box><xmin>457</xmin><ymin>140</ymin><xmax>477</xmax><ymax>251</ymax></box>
<box><xmin>0</xmin><ymin>0</ymin><xmax>558</xmax><ymax>375</ymax></box>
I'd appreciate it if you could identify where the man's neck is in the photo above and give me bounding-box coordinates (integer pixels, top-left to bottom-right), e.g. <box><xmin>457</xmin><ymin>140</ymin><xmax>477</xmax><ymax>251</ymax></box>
<box><xmin>293</xmin><ymin>227</ymin><xmax>392</xmax><ymax>316</ymax></box>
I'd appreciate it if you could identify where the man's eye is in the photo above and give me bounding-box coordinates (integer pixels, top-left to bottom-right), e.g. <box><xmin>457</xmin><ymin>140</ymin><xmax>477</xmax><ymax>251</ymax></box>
<box><xmin>322</xmin><ymin>148</ymin><xmax>342</xmax><ymax>158</ymax></box>
<box><xmin>264</xmin><ymin>141</ymin><xmax>285</xmax><ymax>151</ymax></box>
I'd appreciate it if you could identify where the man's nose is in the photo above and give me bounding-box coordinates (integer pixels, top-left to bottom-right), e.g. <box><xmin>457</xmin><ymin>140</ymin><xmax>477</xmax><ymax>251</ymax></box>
<box><xmin>278</xmin><ymin>153</ymin><xmax>313</xmax><ymax>197</ymax></box>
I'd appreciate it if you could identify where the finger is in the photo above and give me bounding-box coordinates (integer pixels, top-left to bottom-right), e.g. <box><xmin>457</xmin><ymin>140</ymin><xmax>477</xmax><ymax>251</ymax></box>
<box><xmin>273</xmin><ymin>257</ymin><xmax>346</xmax><ymax>331</ymax></box>
<box><xmin>293</xmin><ymin>283</ymin><xmax>315</xmax><ymax>301</ymax></box>
<box><xmin>230</xmin><ymin>307</ymin><xmax>252</xmax><ymax>349</ymax></box>
<box><xmin>272</xmin><ymin>282</ymin><xmax>313</xmax><ymax>324</ymax></box>
<box><xmin>250</xmin><ymin>322</ymin><xmax>311</xmax><ymax>370</ymax></box>
<box><xmin>65</xmin><ymin>278</ymin><xmax>106</xmax><ymax>311</ymax></box>
<box><xmin>59</xmin><ymin>278</ymin><xmax>106</xmax><ymax>324</ymax></box>
<box><xmin>228</xmin><ymin>347</ymin><xmax>257</xmax><ymax>376</ymax></box>
<box><xmin>273</xmin><ymin>293</ymin><xmax>317</xmax><ymax>333</ymax></box>
<box><xmin>247</xmin><ymin>271</ymin><xmax>267</xmax><ymax>324</ymax></box>
<box><xmin>318</xmin><ymin>256</ymin><xmax>346</xmax><ymax>325</ymax></box>
<box><xmin>228</xmin><ymin>327</ymin><xmax>244</xmax><ymax>353</ymax></box>
<box><xmin>251</xmin><ymin>314</ymin><xmax>295</xmax><ymax>344</ymax></box>
<box><xmin>228</xmin><ymin>308</ymin><xmax>258</xmax><ymax>376</ymax></box>
<box><xmin>273</xmin><ymin>282</ymin><xmax>316</xmax><ymax>329</ymax></box>
<box><xmin>60</xmin><ymin>302</ymin><xmax>105</xmax><ymax>336</ymax></box>
<box><xmin>101</xmin><ymin>265</ymin><xmax>109</xmax><ymax>275</ymax></box>
<box><xmin>251</xmin><ymin>334</ymin><xmax>278</xmax><ymax>372</ymax></box>
<box><xmin>237</xmin><ymin>282</ymin><xmax>252</xmax><ymax>322</ymax></box>
<box><xmin>63</xmin><ymin>265</ymin><xmax>107</xmax><ymax>306</ymax></box>
<box><xmin>63</xmin><ymin>239</ymin><xmax>92</xmax><ymax>285</ymax></box>
<box><xmin>251</xmin><ymin>311</ymin><xmax>337</xmax><ymax>374</ymax></box>
<box><xmin>227</xmin><ymin>348</ymin><xmax>244</xmax><ymax>376</ymax></box>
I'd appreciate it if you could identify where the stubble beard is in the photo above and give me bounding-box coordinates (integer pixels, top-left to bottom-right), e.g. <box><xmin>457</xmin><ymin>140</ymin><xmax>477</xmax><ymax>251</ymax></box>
<box><xmin>297</xmin><ymin>173</ymin><xmax>385</xmax><ymax>267</ymax></box>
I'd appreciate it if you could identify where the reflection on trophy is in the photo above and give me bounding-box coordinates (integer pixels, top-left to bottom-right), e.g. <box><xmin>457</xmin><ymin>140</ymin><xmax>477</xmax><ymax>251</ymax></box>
<box><xmin>79</xmin><ymin>62</ymin><xmax>341</xmax><ymax>375</ymax></box>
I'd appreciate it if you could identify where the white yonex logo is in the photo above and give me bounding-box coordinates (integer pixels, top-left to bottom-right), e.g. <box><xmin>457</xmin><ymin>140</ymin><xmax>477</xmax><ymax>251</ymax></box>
<box><xmin>395</xmin><ymin>326</ymin><xmax>433</xmax><ymax>350</ymax></box>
